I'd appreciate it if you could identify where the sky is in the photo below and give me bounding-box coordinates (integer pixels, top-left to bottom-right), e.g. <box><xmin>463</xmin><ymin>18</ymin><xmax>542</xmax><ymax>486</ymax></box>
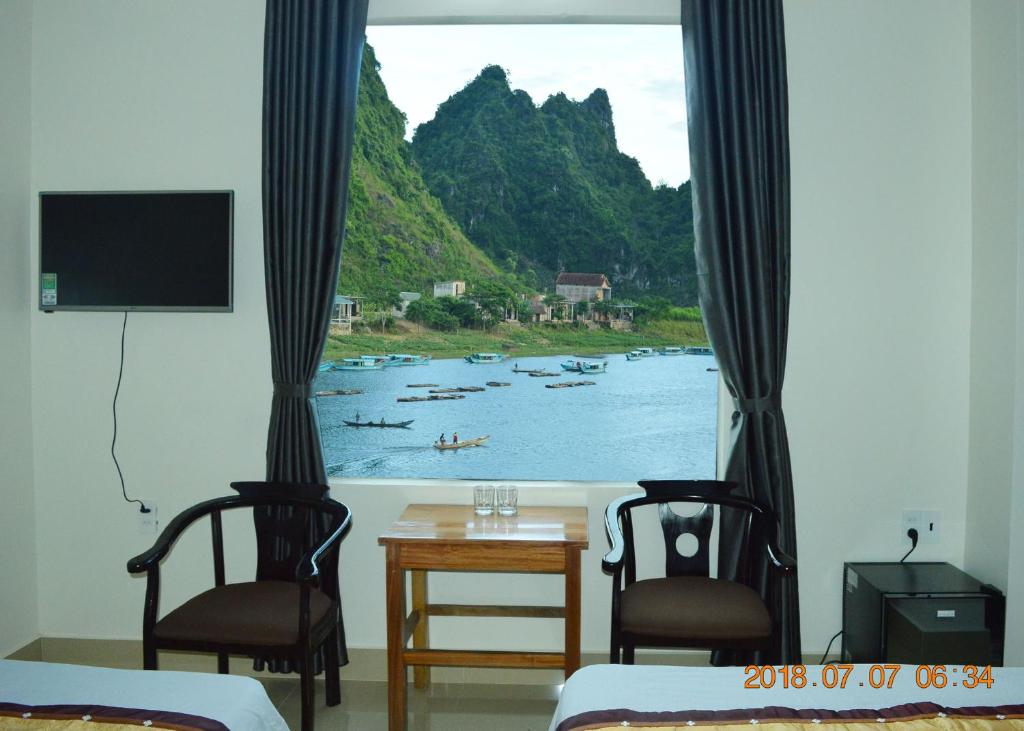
<box><xmin>366</xmin><ymin>25</ymin><xmax>690</xmax><ymax>187</ymax></box>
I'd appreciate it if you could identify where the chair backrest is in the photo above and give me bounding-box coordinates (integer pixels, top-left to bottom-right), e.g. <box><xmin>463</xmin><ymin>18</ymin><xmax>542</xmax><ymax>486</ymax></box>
<box><xmin>230</xmin><ymin>481</ymin><xmax>339</xmax><ymax>595</ymax></box>
<box><xmin>615</xmin><ymin>480</ymin><xmax>763</xmax><ymax>583</ymax></box>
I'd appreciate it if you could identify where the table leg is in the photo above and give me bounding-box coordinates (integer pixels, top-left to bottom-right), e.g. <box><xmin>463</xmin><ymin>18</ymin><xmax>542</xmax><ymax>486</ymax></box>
<box><xmin>385</xmin><ymin>544</ymin><xmax>407</xmax><ymax>731</ymax></box>
<box><xmin>411</xmin><ymin>569</ymin><xmax>430</xmax><ymax>689</ymax></box>
<box><xmin>564</xmin><ymin>547</ymin><xmax>582</xmax><ymax>678</ymax></box>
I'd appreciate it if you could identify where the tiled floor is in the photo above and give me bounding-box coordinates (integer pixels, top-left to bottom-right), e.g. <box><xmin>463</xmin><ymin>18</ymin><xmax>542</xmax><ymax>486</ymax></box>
<box><xmin>261</xmin><ymin>678</ymin><xmax>559</xmax><ymax>731</ymax></box>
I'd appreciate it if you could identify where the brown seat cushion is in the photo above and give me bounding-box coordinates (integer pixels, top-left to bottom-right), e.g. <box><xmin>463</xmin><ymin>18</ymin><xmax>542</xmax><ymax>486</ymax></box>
<box><xmin>154</xmin><ymin>581</ymin><xmax>333</xmax><ymax>647</ymax></box>
<box><xmin>620</xmin><ymin>576</ymin><xmax>771</xmax><ymax>640</ymax></box>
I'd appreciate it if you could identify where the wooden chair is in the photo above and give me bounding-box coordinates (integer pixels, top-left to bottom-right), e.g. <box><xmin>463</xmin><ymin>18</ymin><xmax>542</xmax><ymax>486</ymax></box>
<box><xmin>127</xmin><ymin>482</ymin><xmax>351</xmax><ymax>731</ymax></box>
<box><xmin>603</xmin><ymin>480</ymin><xmax>795</xmax><ymax>664</ymax></box>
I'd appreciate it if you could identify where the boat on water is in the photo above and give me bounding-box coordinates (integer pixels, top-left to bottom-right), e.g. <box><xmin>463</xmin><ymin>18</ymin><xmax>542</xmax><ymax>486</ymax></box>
<box><xmin>384</xmin><ymin>353</ymin><xmax>431</xmax><ymax>366</ymax></box>
<box><xmin>465</xmin><ymin>352</ymin><xmax>505</xmax><ymax>364</ymax></box>
<box><xmin>360</xmin><ymin>354</ymin><xmax>390</xmax><ymax>365</ymax></box>
<box><xmin>433</xmin><ymin>435</ymin><xmax>490</xmax><ymax>450</ymax></box>
<box><xmin>511</xmin><ymin>367</ymin><xmax>543</xmax><ymax>374</ymax></box>
<box><xmin>561</xmin><ymin>359</ymin><xmax>607</xmax><ymax>374</ymax></box>
<box><xmin>625</xmin><ymin>350</ymin><xmax>643</xmax><ymax>361</ymax></box>
<box><xmin>658</xmin><ymin>346</ymin><xmax>685</xmax><ymax>356</ymax></box>
<box><xmin>635</xmin><ymin>347</ymin><xmax>655</xmax><ymax>357</ymax></box>
<box><xmin>334</xmin><ymin>357</ymin><xmax>384</xmax><ymax>371</ymax></box>
<box><xmin>343</xmin><ymin>418</ymin><xmax>414</xmax><ymax>428</ymax></box>
<box><xmin>318</xmin><ymin>361</ymin><xmax>334</xmax><ymax>372</ymax></box>
<box><xmin>685</xmin><ymin>346</ymin><xmax>714</xmax><ymax>356</ymax></box>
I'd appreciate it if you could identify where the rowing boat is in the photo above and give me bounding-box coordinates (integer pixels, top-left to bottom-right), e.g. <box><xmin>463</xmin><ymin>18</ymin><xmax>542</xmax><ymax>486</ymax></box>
<box><xmin>433</xmin><ymin>435</ymin><xmax>490</xmax><ymax>450</ymax></box>
<box><xmin>343</xmin><ymin>419</ymin><xmax>414</xmax><ymax>428</ymax></box>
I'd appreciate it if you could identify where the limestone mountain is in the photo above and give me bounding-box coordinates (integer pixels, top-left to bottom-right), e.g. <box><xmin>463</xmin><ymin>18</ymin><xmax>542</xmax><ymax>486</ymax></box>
<box><xmin>340</xmin><ymin>45</ymin><xmax>500</xmax><ymax>299</ymax></box>
<box><xmin>410</xmin><ymin>65</ymin><xmax>697</xmax><ymax>304</ymax></box>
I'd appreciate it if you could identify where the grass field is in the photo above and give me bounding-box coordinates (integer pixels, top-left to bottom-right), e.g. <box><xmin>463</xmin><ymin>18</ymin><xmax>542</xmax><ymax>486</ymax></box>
<box><xmin>323</xmin><ymin>319</ymin><xmax>708</xmax><ymax>361</ymax></box>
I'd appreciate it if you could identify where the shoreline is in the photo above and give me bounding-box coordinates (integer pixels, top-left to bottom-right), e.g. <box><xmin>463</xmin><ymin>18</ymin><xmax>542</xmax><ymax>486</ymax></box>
<box><xmin>323</xmin><ymin>319</ymin><xmax>708</xmax><ymax>362</ymax></box>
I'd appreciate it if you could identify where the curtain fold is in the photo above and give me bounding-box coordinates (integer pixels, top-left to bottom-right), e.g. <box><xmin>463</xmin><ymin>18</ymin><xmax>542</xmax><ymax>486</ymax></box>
<box><xmin>261</xmin><ymin>0</ymin><xmax>369</xmax><ymax>673</ymax></box>
<box><xmin>680</xmin><ymin>0</ymin><xmax>801</xmax><ymax>664</ymax></box>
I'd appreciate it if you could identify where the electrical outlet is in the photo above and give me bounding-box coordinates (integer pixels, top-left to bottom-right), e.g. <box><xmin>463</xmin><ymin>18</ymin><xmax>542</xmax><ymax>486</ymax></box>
<box><xmin>138</xmin><ymin>502</ymin><xmax>158</xmax><ymax>535</ymax></box>
<box><xmin>902</xmin><ymin>510</ymin><xmax>940</xmax><ymax>545</ymax></box>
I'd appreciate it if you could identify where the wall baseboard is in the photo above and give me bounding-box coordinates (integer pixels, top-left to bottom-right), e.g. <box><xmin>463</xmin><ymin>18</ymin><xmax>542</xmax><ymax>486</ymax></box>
<box><xmin>9</xmin><ymin>638</ymin><xmax>833</xmax><ymax>683</ymax></box>
<box><xmin>10</xmin><ymin>637</ymin><xmax>710</xmax><ymax>685</ymax></box>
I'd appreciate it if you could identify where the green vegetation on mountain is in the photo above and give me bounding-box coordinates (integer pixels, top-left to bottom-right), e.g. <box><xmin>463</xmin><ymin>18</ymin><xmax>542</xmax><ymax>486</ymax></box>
<box><xmin>411</xmin><ymin>66</ymin><xmax>697</xmax><ymax>304</ymax></box>
<box><xmin>339</xmin><ymin>46</ymin><xmax>500</xmax><ymax>299</ymax></box>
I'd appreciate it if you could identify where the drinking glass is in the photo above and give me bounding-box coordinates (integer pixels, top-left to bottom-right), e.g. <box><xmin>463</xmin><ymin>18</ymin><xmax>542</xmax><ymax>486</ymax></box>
<box><xmin>497</xmin><ymin>485</ymin><xmax>518</xmax><ymax>517</ymax></box>
<box><xmin>473</xmin><ymin>485</ymin><xmax>495</xmax><ymax>516</ymax></box>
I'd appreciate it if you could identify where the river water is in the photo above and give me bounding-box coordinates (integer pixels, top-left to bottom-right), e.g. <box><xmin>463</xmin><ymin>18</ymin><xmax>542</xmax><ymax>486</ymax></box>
<box><xmin>315</xmin><ymin>352</ymin><xmax>718</xmax><ymax>482</ymax></box>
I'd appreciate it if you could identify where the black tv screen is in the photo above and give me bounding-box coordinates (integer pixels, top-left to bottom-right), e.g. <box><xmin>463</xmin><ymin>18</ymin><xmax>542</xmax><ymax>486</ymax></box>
<box><xmin>39</xmin><ymin>191</ymin><xmax>233</xmax><ymax>312</ymax></box>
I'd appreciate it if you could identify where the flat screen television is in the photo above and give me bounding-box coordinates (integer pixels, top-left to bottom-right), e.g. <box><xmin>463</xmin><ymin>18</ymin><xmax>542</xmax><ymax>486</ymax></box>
<box><xmin>39</xmin><ymin>190</ymin><xmax>234</xmax><ymax>312</ymax></box>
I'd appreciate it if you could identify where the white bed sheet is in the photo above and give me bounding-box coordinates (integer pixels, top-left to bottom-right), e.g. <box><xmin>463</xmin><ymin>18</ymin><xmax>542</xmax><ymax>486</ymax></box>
<box><xmin>0</xmin><ymin>660</ymin><xmax>289</xmax><ymax>731</ymax></box>
<box><xmin>551</xmin><ymin>664</ymin><xmax>1024</xmax><ymax>731</ymax></box>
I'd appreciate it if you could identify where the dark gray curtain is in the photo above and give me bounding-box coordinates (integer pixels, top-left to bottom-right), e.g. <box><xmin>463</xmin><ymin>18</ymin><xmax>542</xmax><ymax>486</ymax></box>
<box><xmin>260</xmin><ymin>0</ymin><xmax>369</xmax><ymax>672</ymax></box>
<box><xmin>264</xmin><ymin>0</ymin><xmax>368</xmax><ymax>483</ymax></box>
<box><xmin>680</xmin><ymin>0</ymin><xmax>801</xmax><ymax>664</ymax></box>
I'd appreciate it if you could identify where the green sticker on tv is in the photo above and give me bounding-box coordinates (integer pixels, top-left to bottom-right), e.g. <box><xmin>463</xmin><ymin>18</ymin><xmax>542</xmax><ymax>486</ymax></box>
<box><xmin>41</xmin><ymin>272</ymin><xmax>57</xmax><ymax>306</ymax></box>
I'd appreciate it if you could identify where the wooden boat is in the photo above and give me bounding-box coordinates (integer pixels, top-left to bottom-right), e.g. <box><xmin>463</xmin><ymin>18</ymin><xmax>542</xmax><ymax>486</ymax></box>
<box><xmin>625</xmin><ymin>351</ymin><xmax>643</xmax><ymax>361</ymax></box>
<box><xmin>429</xmin><ymin>386</ymin><xmax>485</xmax><ymax>393</ymax></box>
<box><xmin>635</xmin><ymin>347</ymin><xmax>655</xmax><ymax>357</ymax></box>
<box><xmin>486</xmin><ymin>382</ymin><xmax>511</xmax><ymax>387</ymax></box>
<box><xmin>318</xmin><ymin>361</ymin><xmax>334</xmax><ymax>372</ymax></box>
<box><xmin>464</xmin><ymin>352</ymin><xmax>505</xmax><ymax>364</ymax></box>
<box><xmin>546</xmin><ymin>380</ymin><xmax>596</xmax><ymax>389</ymax></box>
<box><xmin>658</xmin><ymin>346</ymin><xmax>685</xmax><ymax>356</ymax></box>
<box><xmin>561</xmin><ymin>359</ymin><xmax>607</xmax><ymax>373</ymax></box>
<box><xmin>360</xmin><ymin>354</ymin><xmax>390</xmax><ymax>365</ymax></box>
<box><xmin>685</xmin><ymin>346</ymin><xmax>714</xmax><ymax>356</ymax></box>
<box><xmin>406</xmin><ymin>383</ymin><xmax>439</xmax><ymax>388</ymax></box>
<box><xmin>384</xmin><ymin>353</ymin><xmax>431</xmax><ymax>366</ymax></box>
<box><xmin>315</xmin><ymin>389</ymin><xmax>364</xmax><ymax>397</ymax></box>
<box><xmin>343</xmin><ymin>418</ymin><xmax>414</xmax><ymax>428</ymax></box>
<box><xmin>334</xmin><ymin>357</ymin><xmax>384</xmax><ymax>371</ymax></box>
<box><xmin>433</xmin><ymin>435</ymin><xmax>490</xmax><ymax>450</ymax></box>
<box><xmin>511</xmin><ymin>367</ymin><xmax>544</xmax><ymax>374</ymax></box>
<box><xmin>397</xmin><ymin>394</ymin><xmax>465</xmax><ymax>403</ymax></box>
<box><xmin>528</xmin><ymin>371</ymin><xmax>561</xmax><ymax>377</ymax></box>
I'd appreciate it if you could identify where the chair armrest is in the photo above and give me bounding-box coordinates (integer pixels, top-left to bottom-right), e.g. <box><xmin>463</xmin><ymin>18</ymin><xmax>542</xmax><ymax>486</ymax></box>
<box><xmin>126</xmin><ymin>495</ymin><xmax>251</xmax><ymax>573</ymax></box>
<box><xmin>766</xmin><ymin>541</ymin><xmax>797</xmax><ymax>575</ymax></box>
<box><xmin>296</xmin><ymin>508</ymin><xmax>352</xmax><ymax>583</ymax></box>
<box><xmin>602</xmin><ymin>493</ymin><xmax>641</xmax><ymax>574</ymax></box>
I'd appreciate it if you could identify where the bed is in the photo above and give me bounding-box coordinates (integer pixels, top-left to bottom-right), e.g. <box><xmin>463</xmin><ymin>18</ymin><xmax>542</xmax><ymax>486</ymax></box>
<box><xmin>551</xmin><ymin>664</ymin><xmax>1024</xmax><ymax>731</ymax></box>
<box><xmin>0</xmin><ymin>660</ymin><xmax>289</xmax><ymax>731</ymax></box>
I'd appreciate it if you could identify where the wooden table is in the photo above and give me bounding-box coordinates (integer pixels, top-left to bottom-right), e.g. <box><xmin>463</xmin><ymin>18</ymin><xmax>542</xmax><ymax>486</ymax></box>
<box><xmin>378</xmin><ymin>503</ymin><xmax>589</xmax><ymax>731</ymax></box>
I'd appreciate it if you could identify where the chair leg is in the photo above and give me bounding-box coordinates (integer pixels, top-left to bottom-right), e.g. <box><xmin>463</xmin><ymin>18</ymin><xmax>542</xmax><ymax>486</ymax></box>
<box><xmin>325</xmin><ymin>631</ymin><xmax>341</xmax><ymax>707</ymax></box>
<box><xmin>143</xmin><ymin>636</ymin><xmax>158</xmax><ymax>670</ymax></box>
<box><xmin>300</xmin><ymin>652</ymin><xmax>315</xmax><ymax>731</ymax></box>
<box><xmin>217</xmin><ymin>653</ymin><xmax>229</xmax><ymax>674</ymax></box>
<box><xmin>610</xmin><ymin>625</ymin><xmax>621</xmax><ymax>664</ymax></box>
<box><xmin>622</xmin><ymin>639</ymin><xmax>635</xmax><ymax>665</ymax></box>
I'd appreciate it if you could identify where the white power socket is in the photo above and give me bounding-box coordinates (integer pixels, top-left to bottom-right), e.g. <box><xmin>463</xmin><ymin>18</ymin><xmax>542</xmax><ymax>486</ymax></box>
<box><xmin>138</xmin><ymin>502</ymin><xmax>159</xmax><ymax>535</ymax></box>
<box><xmin>902</xmin><ymin>510</ymin><xmax>940</xmax><ymax>546</ymax></box>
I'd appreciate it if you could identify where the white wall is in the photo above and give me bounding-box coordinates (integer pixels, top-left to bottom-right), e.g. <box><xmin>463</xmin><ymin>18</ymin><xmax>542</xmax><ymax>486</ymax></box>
<box><xmin>785</xmin><ymin>0</ymin><xmax>973</xmax><ymax>651</ymax></box>
<box><xmin>22</xmin><ymin>0</ymin><xmax>990</xmax><ymax>665</ymax></box>
<box><xmin>0</xmin><ymin>0</ymin><xmax>40</xmax><ymax>658</ymax></box>
<box><xmin>29</xmin><ymin>0</ymin><xmax>270</xmax><ymax>640</ymax></box>
<box><xmin>1004</xmin><ymin>0</ymin><xmax>1024</xmax><ymax>667</ymax></box>
<box><xmin>964</xmin><ymin>0</ymin><xmax>1020</xmax><ymax>593</ymax></box>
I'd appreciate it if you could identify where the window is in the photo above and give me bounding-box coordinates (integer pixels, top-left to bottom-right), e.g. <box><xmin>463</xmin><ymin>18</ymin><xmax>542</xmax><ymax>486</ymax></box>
<box><xmin>315</xmin><ymin>24</ymin><xmax>717</xmax><ymax>481</ymax></box>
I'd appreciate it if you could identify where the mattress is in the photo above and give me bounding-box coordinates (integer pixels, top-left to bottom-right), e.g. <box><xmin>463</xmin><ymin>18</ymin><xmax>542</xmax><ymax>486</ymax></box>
<box><xmin>552</xmin><ymin>664</ymin><xmax>1024</xmax><ymax>731</ymax></box>
<box><xmin>0</xmin><ymin>660</ymin><xmax>289</xmax><ymax>731</ymax></box>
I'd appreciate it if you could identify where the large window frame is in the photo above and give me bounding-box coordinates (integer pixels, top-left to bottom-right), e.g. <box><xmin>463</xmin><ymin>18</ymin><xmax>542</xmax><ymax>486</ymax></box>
<box><xmin>329</xmin><ymin>0</ymin><xmax>725</xmax><ymax>489</ymax></box>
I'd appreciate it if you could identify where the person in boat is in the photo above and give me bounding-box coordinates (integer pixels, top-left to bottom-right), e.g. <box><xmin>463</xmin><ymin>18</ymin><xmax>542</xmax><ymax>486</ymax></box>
<box><xmin>439</xmin><ymin>433</ymin><xmax>446</xmax><ymax>445</ymax></box>
<box><xmin>576</xmin><ymin>361</ymin><xmax>582</xmax><ymax>370</ymax></box>
<box><xmin>453</xmin><ymin>433</ymin><xmax>459</xmax><ymax>445</ymax></box>
<box><xmin>380</xmin><ymin>417</ymin><xmax>385</xmax><ymax>425</ymax></box>
<box><xmin>354</xmin><ymin>412</ymin><xmax>360</xmax><ymax>423</ymax></box>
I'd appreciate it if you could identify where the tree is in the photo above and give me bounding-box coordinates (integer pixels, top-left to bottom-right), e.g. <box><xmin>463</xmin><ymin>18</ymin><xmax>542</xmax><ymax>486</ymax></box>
<box><xmin>366</xmin><ymin>286</ymin><xmax>402</xmax><ymax>333</ymax></box>
<box><xmin>469</xmin><ymin>278</ymin><xmax>517</xmax><ymax>328</ymax></box>
<box><xmin>574</xmin><ymin>300</ymin><xmax>590</xmax><ymax>321</ymax></box>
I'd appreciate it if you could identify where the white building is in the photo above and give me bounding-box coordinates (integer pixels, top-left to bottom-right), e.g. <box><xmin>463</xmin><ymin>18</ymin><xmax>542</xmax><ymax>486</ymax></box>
<box><xmin>433</xmin><ymin>280</ymin><xmax>466</xmax><ymax>298</ymax></box>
